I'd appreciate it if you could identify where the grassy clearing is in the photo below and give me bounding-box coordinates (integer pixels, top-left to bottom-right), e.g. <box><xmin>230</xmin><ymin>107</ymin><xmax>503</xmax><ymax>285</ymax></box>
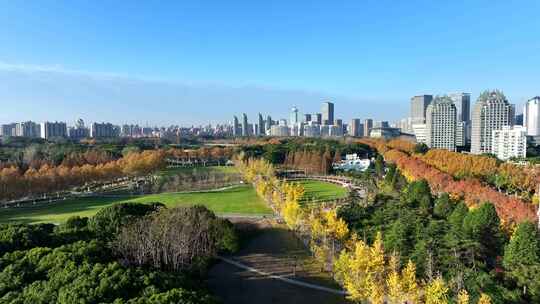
<box><xmin>295</xmin><ymin>180</ymin><xmax>349</xmax><ymax>202</ymax></box>
<box><xmin>0</xmin><ymin>185</ymin><xmax>272</xmax><ymax>224</ymax></box>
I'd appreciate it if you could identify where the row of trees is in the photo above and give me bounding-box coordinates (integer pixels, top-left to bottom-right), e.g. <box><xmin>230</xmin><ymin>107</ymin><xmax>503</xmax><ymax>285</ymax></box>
<box><xmin>360</xmin><ymin>139</ymin><xmax>537</xmax><ymax>225</ymax></box>
<box><xmin>0</xmin><ymin>150</ymin><xmax>166</xmax><ymax>201</ymax></box>
<box><xmin>283</xmin><ymin>148</ymin><xmax>341</xmax><ymax>174</ymax></box>
<box><xmin>167</xmin><ymin>146</ymin><xmax>235</xmax><ymax>164</ymax></box>
<box><xmin>421</xmin><ymin>149</ymin><xmax>540</xmax><ymax>201</ymax></box>
<box><xmin>236</xmin><ymin>155</ymin><xmax>495</xmax><ymax>303</ymax></box>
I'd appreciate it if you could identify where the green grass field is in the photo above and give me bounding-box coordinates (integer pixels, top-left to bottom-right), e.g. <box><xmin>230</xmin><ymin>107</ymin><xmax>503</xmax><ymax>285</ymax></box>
<box><xmin>296</xmin><ymin>180</ymin><xmax>349</xmax><ymax>202</ymax></box>
<box><xmin>0</xmin><ymin>185</ymin><xmax>272</xmax><ymax>224</ymax></box>
<box><xmin>158</xmin><ymin>165</ymin><xmax>238</xmax><ymax>177</ymax></box>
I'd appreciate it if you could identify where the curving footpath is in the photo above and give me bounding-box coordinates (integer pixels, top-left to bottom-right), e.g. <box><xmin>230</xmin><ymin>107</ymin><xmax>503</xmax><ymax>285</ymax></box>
<box><xmin>217</xmin><ymin>256</ymin><xmax>347</xmax><ymax>295</ymax></box>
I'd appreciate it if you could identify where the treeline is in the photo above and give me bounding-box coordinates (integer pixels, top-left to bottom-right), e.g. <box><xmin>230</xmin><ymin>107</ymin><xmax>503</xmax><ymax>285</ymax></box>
<box><xmin>361</xmin><ymin>139</ymin><xmax>537</xmax><ymax>225</ymax></box>
<box><xmin>0</xmin><ymin>150</ymin><xmax>166</xmax><ymax>202</ymax></box>
<box><xmin>168</xmin><ymin>146</ymin><xmax>235</xmax><ymax>163</ymax></box>
<box><xmin>238</xmin><ymin>137</ymin><xmax>372</xmax><ymax>165</ymax></box>
<box><xmin>421</xmin><ymin>149</ymin><xmax>540</xmax><ymax>201</ymax></box>
<box><xmin>0</xmin><ymin>203</ymin><xmax>236</xmax><ymax>303</ymax></box>
<box><xmin>236</xmin><ymin>157</ymin><xmax>497</xmax><ymax>303</ymax></box>
<box><xmin>283</xmin><ymin>148</ymin><xmax>341</xmax><ymax>174</ymax></box>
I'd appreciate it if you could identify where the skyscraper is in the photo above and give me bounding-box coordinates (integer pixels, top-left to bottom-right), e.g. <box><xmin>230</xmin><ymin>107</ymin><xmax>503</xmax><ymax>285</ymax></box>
<box><xmin>304</xmin><ymin>114</ymin><xmax>312</xmax><ymax>122</ymax></box>
<box><xmin>471</xmin><ymin>91</ymin><xmax>514</xmax><ymax>154</ymax></box>
<box><xmin>265</xmin><ymin>115</ymin><xmax>273</xmax><ymax>133</ymax></box>
<box><xmin>449</xmin><ymin>93</ymin><xmax>471</xmax><ymax>122</ymax></box>
<box><xmin>350</xmin><ymin>119</ymin><xmax>362</xmax><ymax>137</ymax></box>
<box><xmin>426</xmin><ymin>96</ymin><xmax>457</xmax><ymax>151</ymax></box>
<box><xmin>410</xmin><ymin>95</ymin><xmax>433</xmax><ymax>124</ymax></box>
<box><xmin>321</xmin><ymin>102</ymin><xmax>334</xmax><ymax>125</ymax></box>
<box><xmin>290</xmin><ymin>106</ymin><xmax>300</xmax><ymax>125</ymax></box>
<box><xmin>524</xmin><ymin>96</ymin><xmax>540</xmax><ymax>136</ymax></box>
<box><xmin>233</xmin><ymin>116</ymin><xmax>240</xmax><ymax>137</ymax></box>
<box><xmin>363</xmin><ymin>119</ymin><xmax>373</xmax><ymax>137</ymax></box>
<box><xmin>241</xmin><ymin>113</ymin><xmax>249</xmax><ymax>137</ymax></box>
<box><xmin>258</xmin><ymin>113</ymin><xmax>265</xmax><ymax>136</ymax></box>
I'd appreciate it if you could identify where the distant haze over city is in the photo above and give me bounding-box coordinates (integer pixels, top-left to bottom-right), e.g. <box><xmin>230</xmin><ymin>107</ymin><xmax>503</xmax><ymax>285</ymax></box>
<box><xmin>1</xmin><ymin>1</ymin><xmax>539</xmax><ymax>125</ymax></box>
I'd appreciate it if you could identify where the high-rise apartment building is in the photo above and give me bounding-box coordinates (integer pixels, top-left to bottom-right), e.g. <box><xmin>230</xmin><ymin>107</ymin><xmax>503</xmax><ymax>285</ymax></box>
<box><xmin>410</xmin><ymin>95</ymin><xmax>433</xmax><ymax>124</ymax></box>
<box><xmin>363</xmin><ymin>119</ymin><xmax>373</xmax><ymax>137</ymax></box>
<box><xmin>350</xmin><ymin>119</ymin><xmax>362</xmax><ymax>137</ymax></box>
<box><xmin>40</xmin><ymin>122</ymin><xmax>67</xmax><ymax>139</ymax></box>
<box><xmin>524</xmin><ymin>96</ymin><xmax>540</xmax><ymax>136</ymax></box>
<box><xmin>241</xmin><ymin>113</ymin><xmax>249</xmax><ymax>137</ymax></box>
<box><xmin>321</xmin><ymin>102</ymin><xmax>334</xmax><ymax>125</ymax></box>
<box><xmin>471</xmin><ymin>91</ymin><xmax>514</xmax><ymax>154</ymax></box>
<box><xmin>233</xmin><ymin>116</ymin><xmax>240</xmax><ymax>137</ymax></box>
<box><xmin>15</xmin><ymin>121</ymin><xmax>40</xmax><ymax>138</ymax></box>
<box><xmin>90</xmin><ymin>122</ymin><xmax>119</xmax><ymax>138</ymax></box>
<box><xmin>492</xmin><ymin>126</ymin><xmax>527</xmax><ymax>160</ymax></box>
<box><xmin>426</xmin><ymin>96</ymin><xmax>457</xmax><ymax>151</ymax></box>
<box><xmin>0</xmin><ymin>123</ymin><xmax>16</xmax><ymax>137</ymax></box>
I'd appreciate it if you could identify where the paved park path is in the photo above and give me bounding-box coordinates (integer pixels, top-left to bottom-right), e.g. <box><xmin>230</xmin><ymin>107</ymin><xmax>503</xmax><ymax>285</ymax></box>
<box><xmin>208</xmin><ymin>219</ymin><xmax>350</xmax><ymax>304</ymax></box>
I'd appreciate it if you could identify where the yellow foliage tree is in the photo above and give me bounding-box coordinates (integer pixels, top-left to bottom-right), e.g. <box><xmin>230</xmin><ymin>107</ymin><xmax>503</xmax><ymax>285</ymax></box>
<box><xmin>457</xmin><ymin>289</ymin><xmax>470</xmax><ymax>304</ymax></box>
<box><xmin>401</xmin><ymin>260</ymin><xmax>420</xmax><ymax>303</ymax></box>
<box><xmin>424</xmin><ymin>277</ymin><xmax>449</xmax><ymax>304</ymax></box>
<box><xmin>477</xmin><ymin>293</ymin><xmax>492</xmax><ymax>304</ymax></box>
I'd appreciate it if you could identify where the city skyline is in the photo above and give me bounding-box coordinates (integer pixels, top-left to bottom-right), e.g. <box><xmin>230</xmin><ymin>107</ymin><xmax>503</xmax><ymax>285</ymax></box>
<box><xmin>1</xmin><ymin>1</ymin><xmax>540</xmax><ymax>125</ymax></box>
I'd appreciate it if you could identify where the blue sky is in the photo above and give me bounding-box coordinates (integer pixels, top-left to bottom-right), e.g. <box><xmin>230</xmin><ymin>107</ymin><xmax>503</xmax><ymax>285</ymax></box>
<box><xmin>1</xmin><ymin>1</ymin><xmax>539</xmax><ymax>125</ymax></box>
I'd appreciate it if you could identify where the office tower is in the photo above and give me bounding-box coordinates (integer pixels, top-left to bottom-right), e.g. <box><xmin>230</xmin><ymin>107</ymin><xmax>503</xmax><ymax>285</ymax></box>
<box><xmin>321</xmin><ymin>102</ymin><xmax>334</xmax><ymax>125</ymax></box>
<box><xmin>304</xmin><ymin>114</ymin><xmax>312</xmax><ymax>122</ymax></box>
<box><xmin>15</xmin><ymin>121</ymin><xmax>40</xmax><ymax>138</ymax></box>
<box><xmin>492</xmin><ymin>126</ymin><xmax>527</xmax><ymax>160</ymax></box>
<box><xmin>449</xmin><ymin>93</ymin><xmax>471</xmax><ymax>122</ymax></box>
<box><xmin>241</xmin><ymin>113</ymin><xmax>248</xmax><ymax>137</ymax></box>
<box><xmin>290</xmin><ymin>106</ymin><xmax>300</xmax><ymax>125</ymax></box>
<box><xmin>350</xmin><ymin>119</ymin><xmax>361</xmax><ymax>137</ymax></box>
<box><xmin>524</xmin><ymin>96</ymin><xmax>540</xmax><ymax>136</ymax></box>
<box><xmin>410</xmin><ymin>95</ymin><xmax>433</xmax><ymax>124</ymax></box>
<box><xmin>313</xmin><ymin>113</ymin><xmax>322</xmax><ymax>124</ymax></box>
<box><xmin>233</xmin><ymin>116</ymin><xmax>240</xmax><ymax>136</ymax></box>
<box><xmin>40</xmin><ymin>121</ymin><xmax>67</xmax><ymax>139</ymax></box>
<box><xmin>426</xmin><ymin>96</ymin><xmax>457</xmax><ymax>151</ymax></box>
<box><xmin>265</xmin><ymin>115</ymin><xmax>273</xmax><ymax>133</ymax></box>
<box><xmin>471</xmin><ymin>90</ymin><xmax>514</xmax><ymax>154</ymax></box>
<box><xmin>1</xmin><ymin>123</ymin><xmax>16</xmax><ymax>137</ymax></box>
<box><xmin>90</xmin><ymin>122</ymin><xmax>119</xmax><ymax>138</ymax></box>
<box><xmin>336</xmin><ymin>119</ymin><xmax>343</xmax><ymax>127</ymax></box>
<box><xmin>363</xmin><ymin>119</ymin><xmax>373</xmax><ymax>137</ymax></box>
<box><xmin>258</xmin><ymin>113</ymin><xmax>265</xmax><ymax>136</ymax></box>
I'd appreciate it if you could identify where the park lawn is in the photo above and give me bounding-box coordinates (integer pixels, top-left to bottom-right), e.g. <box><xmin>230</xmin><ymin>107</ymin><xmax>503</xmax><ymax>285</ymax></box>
<box><xmin>0</xmin><ymin>185</ymin><xmax>272</xmax><ymax>225</ymax></box>
<box><xmin>158</xmin><ymin>165</ymin><xmax>238</xmax><ymax>177</ymax></box>
<box><xmin>295</xmin><ymin>180</ymin><xmax>349</xmax><ymax>202</ymax></box>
